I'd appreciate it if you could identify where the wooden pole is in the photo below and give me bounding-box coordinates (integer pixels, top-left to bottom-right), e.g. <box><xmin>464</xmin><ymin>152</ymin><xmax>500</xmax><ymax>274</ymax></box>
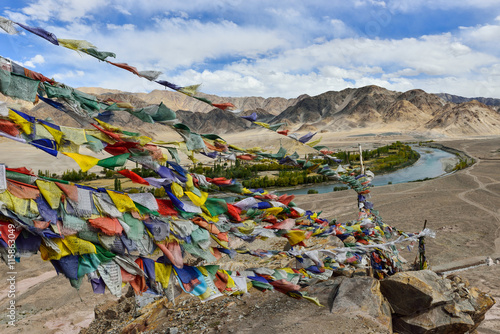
<box><xmin>358</xmin><ymin>143</ymin><xmax>365</xmax><ymax>175</ymax></box>
<box><xmin>416</xmin><ymin>220</ymin><xmax>428</xmax><ymax>270</ymax></box>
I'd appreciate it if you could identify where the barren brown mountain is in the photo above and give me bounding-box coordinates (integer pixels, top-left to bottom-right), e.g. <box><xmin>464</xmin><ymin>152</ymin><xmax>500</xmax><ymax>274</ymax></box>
<box><xmin>4</xmin><ymin>84</ymin><xmax>500</xmax><ymax>137</ymax></box>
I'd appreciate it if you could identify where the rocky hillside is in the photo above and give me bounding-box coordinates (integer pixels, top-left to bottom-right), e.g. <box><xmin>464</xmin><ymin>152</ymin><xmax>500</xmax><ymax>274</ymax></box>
<box><xmin>3</xmin><ymin>85</ymin><xmax>500</xmax><ymax>136</ymax></box>
<box><xmin>436</xmin><ymin>93</ymin><xmax>500</xmax><ymax>109</ymax></box>
<box><xmin>79</xmin><ymin>88</ymin><xmax>306</xmax><ymax>116</ymax></box>
<box><xmin>81</xmin><ymin>270</ymin><xmax>495</xmax><ymax>334</ymax></box>
<box><xmin>176</xmin><ymin>108</ymin><xmax>253</xmax><ymax>134</ymax></box>
<box><xmin>272</xmin><ymin>85</ymin><xmax>500</xmax><ymax>136</ymax></box>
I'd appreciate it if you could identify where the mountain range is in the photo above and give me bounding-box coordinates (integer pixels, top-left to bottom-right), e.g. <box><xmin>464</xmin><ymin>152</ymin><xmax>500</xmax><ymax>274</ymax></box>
<box><xmin>2</xmin><ymin>85</ymin><xmax>500</xmax><ymax>137</ymax></box>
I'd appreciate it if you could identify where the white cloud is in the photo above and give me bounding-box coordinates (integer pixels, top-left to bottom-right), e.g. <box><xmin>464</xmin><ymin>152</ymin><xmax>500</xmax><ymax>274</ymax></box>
<box><xmin>16</xmin><ymin>0</ymin><xmax>104</xmax><ymax>22</ymax></box>
<box><xmin>21</xmin><ymin>54</ymin><xmax>45</xmax><ymax>68</ymax></box>
<box><xmin>106</xmin><ymin>24</ymin><xmax>135</xmax><ymax>31</ymax></box>
<box><xmin>52</xmin><ymin>70</ymin><xmax>85</xmax><ymax>81</ymax></box>
<box><xmin>387</xmin><ymin>0</ymin><xmax>500</xmax><ymax>13</ymax></box>
<box><xmin>113</xmin><ymin>5</ymin><xmax>132</xmax><ymax>16</ymax></box>
<box><xmin>329</xmin><ymin>19</ymin><xmax>356</xmax><ymax>38</ymax></box>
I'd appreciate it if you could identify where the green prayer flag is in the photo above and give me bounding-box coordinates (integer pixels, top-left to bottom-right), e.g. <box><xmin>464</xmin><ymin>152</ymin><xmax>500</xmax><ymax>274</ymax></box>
<box><xmin>82</xmin><ymin>48</ymin><xmax>116</xmax><ymax>61</ymax></box>
<box><xmin>128</xmin><ymin>108</ymin><xmax>154</xmax><ymax>123</ymax></box>
<box><xmin>193</xmin><ymin>96</ymin><xmax>212</xmax><ymax>104</ymax></box>
<box><xmin>166</xmin><ymin>147</ymin><xmax>181</xmax><ymax>164</ymax></box>
<box><xmin>268</xmin><ymin>122</ymin><xmax>286</xmax><ymax>131</ymax></box>
<box><xmin>122</xmin><ymin>212</ymin><xmax>144</xmax><ymax>241</ymax></box>
<box><xmin>44</xmin><ymin>83</ymin><xmax>73</xmax><ymax>99</ymax></box>
<box><xmin>2</xmin><ymin>71</ymin><xmax>39</xmax><ymax>102</ymax></box>
<box><xmin>201</xmin><ymin>134</ymin><xmax>225</xmax><ymax>141</ymax></box>
<box><xmin>5</xmin><ymin>170</ymin><xmax>34</xmax><ymax>184</ymax></box>
<box><xmin>85</xmin><ymin>134</ymin><xmax>105</xmax><ymax>153</ymax></box>
<box><xmin>204</xmin><ymin>198</ymin><xmax>228</xmax><ymax>216</ymax></box>
<box><xmin>97</xmin><ymin>153</ymin><xmax>130</xmax><ymax>169</ymax></box>
<box><xmin>94</xmin><ymin>244</ymin><xmax>116</xmax><ymax>263</ymax></box>
<box><xmin>78</xmin><ymin>253</ymin><xmax>101</xmax><ymax>277</ymax></box>
<box><xmin>134</xmin><ymin>202</ymin><xmax>159</xmax><ymax>216</ymax></box>
<box><xmin>152</xmin><ymin>102</ymin><xmax>176</xmax><ymax>122</ymax></box>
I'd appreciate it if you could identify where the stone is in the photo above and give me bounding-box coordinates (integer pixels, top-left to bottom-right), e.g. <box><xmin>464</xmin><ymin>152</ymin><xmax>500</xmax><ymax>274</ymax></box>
<box><xmin>467</xmin><ymin>287</ymin><xmax>496</xmax><ymax>332</ymax></box>
<box><xmin>393</xmin><ymin>304</ymin><xmax>474</xmax><ymax>334</ymax></box>
<box><xmin>380</xmin><ymin>270</ymin><xmax>453</xmax><ymax>316</ymax></box>
<box><xmin>328</xmin><ymin>276</ymin><xmax>392</xmax><ymax>333</ymax></box>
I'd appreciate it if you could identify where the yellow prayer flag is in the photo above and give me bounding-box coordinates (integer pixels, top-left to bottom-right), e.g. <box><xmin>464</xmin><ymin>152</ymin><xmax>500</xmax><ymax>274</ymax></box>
<box><xmin>60</xmin><ymin>126</ymin><xmax>88</xmax><ymax>145</ymax></box>
<box><xmin>302</xmin><ymin>295</ymin><xmax>324</xmax><ymax>307</ymax></box>
<box><xmin>57</xmin><ymin>38</ymin><xmax>95</xmax><ymax>51</ymax></box>
<box><xmin>40</xmin><ymin>238</ymin><xmax>72</xmax><ymax>261</ymax></box>
<box><xmin>285</xmin><ymin>230</ymin><xmax>307</xmax><ymax>246</ymax></box>
<box><xmin>179</xmin><ymin>84</ymin><xmax>201</xmax><ymax>96</ymax></box>
<box><xmin>307</xmin><ymin>137</ymin><xmax>322</xmax><ymax>147</ymax></box>
<box><xmin>36</xmin><ymin>179</ymin><xmax>63</xmax><ymax>210</ymax></box>
<box><xmin>228</xmin><ymin>144</ymin><xmax>245</xmax><ymax>151</ymax></box>
<box><xmin>9</xmin><ymin>192</ymin><xmax>29</xmax><ymax>216</ymax></box>
<box><xmin>94</xmin><ymin>118</ymin><xmax>122</xmax><ymax>132</ymax></box>
<box><xmin>185</xmin><ymin>191</ymin><xmax>208</xmax><ymax>207</ymax></box>
<box><xmin>62</xmin><ymin>152</ymin><xmax>100</xmax><ymax>172</ymax></box>
<box><xmin>137</xmin><ymin>136</ymin><xmax>152</xmax><ymax>146</ymax></box>
<box><xmin>106</xmin><ymin>190</ymin><xmax>137</xmax><ymax>213</ymax></box>
<box><xmin>185</xmin><ymin>174</ymin><xmax>194</xmax><ymax>190</ymax></box>
<box><xmin>85</xmin><ymin>130</ymin><xmax>116</xmax><ymax>144</ymax></box>
<box><xmin>263</xmin><ymin>207</ymin><xmax>283</xmax><ymax>216</ymax></box>
<box><xmin>62</xmin><ymin>235</ymin><xmax>97</xmax><ymax>255</ymax></box>
<box><xmin>9</xmin><ymin>109</ymin><xmax>32</xmax><ymax>135</ymax></box>
<box><xmin>200</xmin><ymin>212</ymin><xmax>219</xmax><ymax>223</ymax></box>
<box><xmin>29</xmin><ymin>199</ymin><xmax>39</xmax><ymax>215</ymax></box>
<box><xmin>0</xmin><ymin>191</ymin><xmax>14</xmax><ymax>211</ymax></box>
<box><xmin>254</xmin><ymin>121</ymin><xmax>270</xmax><ymax>129</ymax></box>
<box><xmin>155</xmin><ymin>262</ymin><xmax>172</xmax><ymax>288</ymax></box>
<box><xmin>41</xmin><ymin>123</ymin><xmax>64</xmax><ymax>144</ymax></box>
<box><xmin>171</xmin><ymin>182</ymin><xmax>184</xmax><ymax>199</ymax></box>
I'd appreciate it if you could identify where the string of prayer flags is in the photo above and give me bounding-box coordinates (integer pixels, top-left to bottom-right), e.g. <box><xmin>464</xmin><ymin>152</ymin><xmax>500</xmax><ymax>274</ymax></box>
<box><xmin>0</xmin><ymin>157</ymin><xmax>430</xmax><ymax>304</ymax></box>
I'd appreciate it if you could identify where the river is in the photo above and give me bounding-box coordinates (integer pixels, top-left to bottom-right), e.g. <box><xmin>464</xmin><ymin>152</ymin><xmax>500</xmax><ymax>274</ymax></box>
<box><xmin>274</xmin><ymin>146</ymin><xmax>459</xmax><ymax>196</ymax></box>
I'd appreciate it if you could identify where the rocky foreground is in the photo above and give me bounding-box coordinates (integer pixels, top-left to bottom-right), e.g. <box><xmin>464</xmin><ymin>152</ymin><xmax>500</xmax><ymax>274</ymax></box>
<box><xmin>82</xmin><ymin>269</ymin><xmax>495</xmax><ymax>334</ymax></box>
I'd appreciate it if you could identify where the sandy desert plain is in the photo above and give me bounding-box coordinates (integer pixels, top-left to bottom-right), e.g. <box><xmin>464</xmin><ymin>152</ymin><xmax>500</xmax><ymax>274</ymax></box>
<box><xmin>0</xmin><ymin>129</ymin><xmax>499</xmax><ymax>334</ymax></box>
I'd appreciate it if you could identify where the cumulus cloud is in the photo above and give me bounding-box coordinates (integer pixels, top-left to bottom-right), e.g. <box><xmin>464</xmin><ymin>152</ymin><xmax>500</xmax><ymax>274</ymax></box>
<box><xmin>52</xmin><ymin>70</ymin><xmax>85</xmax><ymax>81</ymax></box>
<box><xmin>106</xmin><ymin>23</ymin><xmax>135</xmax><ymax>31</ymax></box>
<box><xmin>21</xmin><ymin>54</ymin><xmax>45</xmax><ymax>68</ymax></box>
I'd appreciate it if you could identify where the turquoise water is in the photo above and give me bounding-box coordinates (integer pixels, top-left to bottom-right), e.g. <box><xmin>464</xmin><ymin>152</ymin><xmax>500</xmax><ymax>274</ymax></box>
<box><xmin>274</xmin><ymin>146</ymin><xmax>458</xmax><ymax>196</ymax></box>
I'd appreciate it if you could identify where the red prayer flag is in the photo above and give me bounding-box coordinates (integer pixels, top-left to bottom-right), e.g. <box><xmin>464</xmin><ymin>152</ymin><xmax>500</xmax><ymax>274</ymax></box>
<box><xmin>117</xmin><ymin>169</ymin><xmax>150</xmax><ymax>185</ymax></box>
<box><xmin>212</xmin><ymin>102</ymin><xmax>235</xmax><ymax>111</ymax></box>
<box><xmin>107</xmin><ymin>61</ymin><xmax>141</xmax><ymax>76</ymax></box>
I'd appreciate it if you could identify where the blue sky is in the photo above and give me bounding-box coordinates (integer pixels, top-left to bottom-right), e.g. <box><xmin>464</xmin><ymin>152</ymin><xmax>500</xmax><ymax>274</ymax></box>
<box><xmin>1</xmin><ymin>0</ymin><xmax>500</xmax><ymax>99</ymax></box>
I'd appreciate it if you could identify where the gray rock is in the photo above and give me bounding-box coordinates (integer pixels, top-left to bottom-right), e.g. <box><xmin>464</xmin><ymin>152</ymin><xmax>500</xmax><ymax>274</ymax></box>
<box><xmin>393</xmin><ymin>304</ymin><xmax>474</xmax><ymax>334</ymax></box>
<box><xmin>329</xmin><ymin>276</ymin><xmax>392</xmax><ymax>333</ymax></box>
<box><xmin>380</xmin><ymin>270</ymin><xmax>453</xmax><ymax>316</ymax></box>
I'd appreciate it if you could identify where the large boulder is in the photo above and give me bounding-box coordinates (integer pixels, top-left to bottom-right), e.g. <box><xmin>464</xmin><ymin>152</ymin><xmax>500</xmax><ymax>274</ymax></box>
<box><xmin>379</xmin><ymin>270</ymin><xmax>452</xmax><ymax>316</ymax></box>
<box><xmin>328</xmin><ymin>276</ymin><xmax>392</xmax><ymax>333</ymax></box>
<box><xmin>392</xmin><ymin>303</ymin><xmax>474</xmax><ymax>334</ymax></box>
<box><xmin>381</xmin><ymin>271</ymin><xmax>496</xmax><ymax>334</ymax></box>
